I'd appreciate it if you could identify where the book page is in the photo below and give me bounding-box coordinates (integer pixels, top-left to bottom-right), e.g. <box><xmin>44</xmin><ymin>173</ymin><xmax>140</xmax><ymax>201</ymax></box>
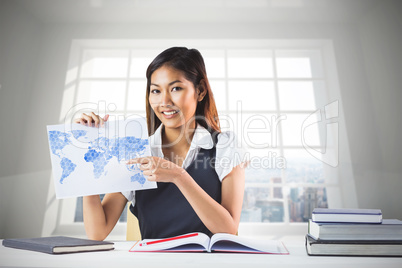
<box><xmin>47</xmin><ymin>118</ymin><xmax>156</xmax><ymax>198</ymax></box>
<box><xmin>209</xmin><ymin>234</ymin><xmax>289</xmax><ymax>254</ymax></box>
<box><xmin>130</xmin><ymin>233</ymin><xmax>210</xmax><ymax>252</ymax></box>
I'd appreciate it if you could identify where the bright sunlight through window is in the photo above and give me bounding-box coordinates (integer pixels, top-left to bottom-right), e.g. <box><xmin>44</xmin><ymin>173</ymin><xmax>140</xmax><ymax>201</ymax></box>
<box><xmin>59</xmin><ymin>40</ymin><xmax>342</xmax><ymax>230</ymax></box>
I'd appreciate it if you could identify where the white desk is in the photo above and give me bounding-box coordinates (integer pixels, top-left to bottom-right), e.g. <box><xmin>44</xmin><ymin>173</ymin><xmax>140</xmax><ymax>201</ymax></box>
<box><xmin>1</xmin><ymin>237</ymin><xmax>402</xmax><ymax>268</ymax></box>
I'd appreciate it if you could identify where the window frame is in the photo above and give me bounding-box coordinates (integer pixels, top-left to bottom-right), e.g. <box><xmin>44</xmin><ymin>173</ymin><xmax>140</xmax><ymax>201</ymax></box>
<box><xmin>48</xmin><ymin>39</ymin><xmax>354</xmax><ymax>239</ymax></box>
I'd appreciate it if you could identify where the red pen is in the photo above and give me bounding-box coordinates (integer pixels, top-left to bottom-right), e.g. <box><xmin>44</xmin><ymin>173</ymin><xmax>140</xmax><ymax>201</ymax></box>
<box><xmin>139</xmin><ymin>233</ymin><xmax>199</xmax><ymax>246</ymax></box>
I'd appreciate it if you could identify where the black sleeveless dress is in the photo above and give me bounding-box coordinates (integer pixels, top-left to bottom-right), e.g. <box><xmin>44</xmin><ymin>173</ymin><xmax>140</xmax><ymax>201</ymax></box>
<box><xmin>130</xmin><ymin>132</ymin><xmax>221</xmax><ymax>239</ymax></box>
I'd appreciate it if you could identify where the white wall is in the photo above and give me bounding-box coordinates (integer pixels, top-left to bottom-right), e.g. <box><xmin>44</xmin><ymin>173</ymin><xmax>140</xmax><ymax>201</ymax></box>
<box><xmin>0</xmin><ymin>0</ymin><xmax>45</xmax><ymax>238</ymax></box>
<box><xmin>1</xmin><ymin>0</ymin><xmax>401</xmax><ymax>238</ymax></box>
<box><xmin>355</xmin><ymin>0</ymin><xmax>402</xmax><ymax>218</ymax></box>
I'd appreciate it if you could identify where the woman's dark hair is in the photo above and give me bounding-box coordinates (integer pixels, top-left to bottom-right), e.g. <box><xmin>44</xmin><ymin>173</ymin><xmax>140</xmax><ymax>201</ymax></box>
<box><xmin>145</xmin><ymin>47</ymin><xmax>221</xmax><ymax>137</ymax></box>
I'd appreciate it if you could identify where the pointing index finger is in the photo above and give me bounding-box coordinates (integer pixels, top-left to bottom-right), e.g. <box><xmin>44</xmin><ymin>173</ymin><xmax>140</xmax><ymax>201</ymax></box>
<box><xmin>126</xmin><ymin>157</ymin><xmax>149</xmax><ymax>165</ymax></box>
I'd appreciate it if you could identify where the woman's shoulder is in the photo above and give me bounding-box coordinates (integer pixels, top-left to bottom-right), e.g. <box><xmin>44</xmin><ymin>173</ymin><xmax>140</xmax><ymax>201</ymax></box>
<box><xmin>216</xmin><ymin>130</ymin><xmax>240</xmax><ymax>149</ymax></box>
<box><xmin>214</xmin><ymin>130</ymin><xmax>248</xmax><ymax>181</ymax></box>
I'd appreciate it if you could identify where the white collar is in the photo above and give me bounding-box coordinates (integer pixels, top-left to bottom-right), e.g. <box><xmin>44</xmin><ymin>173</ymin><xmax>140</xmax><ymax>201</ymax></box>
<box><xmin>150</xmin><ymin>123</ymin><xmax>215</xmax><ymax>151</ymax></box>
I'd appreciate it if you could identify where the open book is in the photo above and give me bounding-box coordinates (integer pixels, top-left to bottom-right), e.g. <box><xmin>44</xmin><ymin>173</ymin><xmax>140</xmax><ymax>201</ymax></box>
<box><xmin>130</xmin><ymin>232</ymin><xmax>289</xmax><ymax>254</ymax></box>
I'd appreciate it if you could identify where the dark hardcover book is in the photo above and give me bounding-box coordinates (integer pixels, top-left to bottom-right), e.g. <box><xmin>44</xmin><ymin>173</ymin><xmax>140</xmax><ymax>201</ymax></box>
<box><xmin>2</xmin><ymin>236</ymin><xmax>114</xmax><ymax>254</ymax></box>
<box><xmin>312</xmin><ymin>208</ymin><xmax>382</xmax><ymax>223</ymax></box>
<box><xmin>308</xmin><ymin>219</ymin><xmax>402</xmax><ymax>240</ymax></box>
<box><xmin>305</xmin><ymin>234</ymin><xmax>402</xmax><ymax>256</ymax></box>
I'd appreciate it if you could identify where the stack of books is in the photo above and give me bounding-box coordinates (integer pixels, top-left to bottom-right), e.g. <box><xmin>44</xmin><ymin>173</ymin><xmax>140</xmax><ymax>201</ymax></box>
<box><xmin>306</xmin><ymin>208</ymin><xmax>402</xmax><ymax>256</ymax></box>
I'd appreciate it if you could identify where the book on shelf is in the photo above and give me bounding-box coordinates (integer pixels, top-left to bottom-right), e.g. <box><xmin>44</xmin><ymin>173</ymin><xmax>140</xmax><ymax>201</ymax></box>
<box><xmin>130</xmin><ymin>232</ymin><xmax>289</xmax><ymax>254</ymax></box>
<box><xmin>2</xmin><ymin>236</ymin><xmax>114</xmax><ymax>254</ymax></box>
<box><xmin>312</xmin><ymin>208</ymin><xmax>382</xmax><ymax>223</ymax></box>
<box><xmin>305</xmin><ymin>234</ymin><xmax>402</xmax><ymax>256</ymax></box>
<box><xmin>308</xmin><ymin>219</ymin><xmax>402</xmax><ymax>241</ymax></box>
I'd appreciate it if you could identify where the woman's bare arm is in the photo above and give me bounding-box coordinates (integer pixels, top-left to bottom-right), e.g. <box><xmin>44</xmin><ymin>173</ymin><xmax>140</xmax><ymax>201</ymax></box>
<box><xmin>83</xmin><ymin>192</ymin><xmax>127</xmax><ymax>240</ymax></box>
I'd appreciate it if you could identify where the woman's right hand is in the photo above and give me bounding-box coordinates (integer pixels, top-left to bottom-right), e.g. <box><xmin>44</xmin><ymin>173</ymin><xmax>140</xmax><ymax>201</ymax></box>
<box><xmin>74</xmin><ymin>112</ymin><xmax>109</xmax><ymax>127</ymax></box>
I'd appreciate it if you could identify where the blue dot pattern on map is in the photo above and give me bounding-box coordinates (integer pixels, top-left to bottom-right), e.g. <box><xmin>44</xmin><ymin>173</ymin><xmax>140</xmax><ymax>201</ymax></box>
<box><xmin>48</xmin><ymin>131</ymin><xmax>71</xmax><ymax>157</ymax></box>
<box><xmin>71</xmin><ymin>130</ymin><xmax>87</xmax><ymax>139</ymax></box>
<box><xmin>131</xmin><ymin>173</ymin><xmax>146</xmax><ymax>184</ymax></box>
<box><xmin>84</xmin><ymin>136</ymin><xmax>149</xmax><ymax>179</ymax></box>
<box><xmin>84</xmin><ymin>149</ymin><xmax>109</xmax><ymax>179</ymax></box>
<box><xmin>60</xmin><ymin>157</ymin><xmax>77</xmax><ymax>183</ymax></box>
<box><xmin>48</xmin><ymin>130</ymin><xmax>149</xmax><ymax>184</ymax></box>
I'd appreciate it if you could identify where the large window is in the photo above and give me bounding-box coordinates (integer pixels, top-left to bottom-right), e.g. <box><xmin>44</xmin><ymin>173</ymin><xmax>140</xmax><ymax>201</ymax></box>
<box><xmin>57</xmin><ymin>39</ymin><xmax>343</xmax><ymax>237</ymax></box>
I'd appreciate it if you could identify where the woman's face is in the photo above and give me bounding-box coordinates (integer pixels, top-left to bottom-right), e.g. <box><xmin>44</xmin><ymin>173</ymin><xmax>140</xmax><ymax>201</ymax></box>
<box><xmin>149</xmin><ymin>65</ymin><xmax>201</xmax><ymax>130</ymax></box>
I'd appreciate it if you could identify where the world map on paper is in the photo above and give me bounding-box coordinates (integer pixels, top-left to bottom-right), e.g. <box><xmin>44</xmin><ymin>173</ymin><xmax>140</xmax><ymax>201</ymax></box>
<box><xmin>48</xmin><ymin>130</ymin><xmax>148</xmax><ymax>185</ymax></box>
<box><xmin>47</xmin><ymin>119</ymin><xmax>156</xmax><ymax>199</ymax></box>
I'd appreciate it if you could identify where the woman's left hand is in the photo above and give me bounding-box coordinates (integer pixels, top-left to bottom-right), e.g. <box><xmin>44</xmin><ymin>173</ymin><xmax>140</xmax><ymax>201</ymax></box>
<box><xmin>126</xmin><ymin>156</ymin><xmax>187</xmax><ymax>184</ymax></box>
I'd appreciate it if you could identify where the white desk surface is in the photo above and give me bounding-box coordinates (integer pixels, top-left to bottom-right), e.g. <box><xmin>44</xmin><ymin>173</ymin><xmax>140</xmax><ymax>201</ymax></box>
<box><xmin>1</xmin><ymin>237</ymin><xmax>402</xmax><ymax>268</ymax></box>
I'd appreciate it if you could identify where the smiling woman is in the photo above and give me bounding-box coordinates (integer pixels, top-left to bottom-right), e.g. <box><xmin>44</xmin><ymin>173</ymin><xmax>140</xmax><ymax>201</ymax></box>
<box><xmin>147</xmin><ymin>65</ymin><xmax>204</xmax><ymax>167</ymax></box>
<box><xmin>145</xmin><ymin>47</ymin><xmax>220</xmax><ymax>138</ymax></box>
<box><xmin>75</xmin><ymin>47</ymin><xmax>248</xmax><ymax>240</ymax></box>
<box><xmin>60</xmin><ymin>39</ymin><xmax>349</xmax><ymax>239</ymax></box>
<box><xmin>149</xmin><ymin>66</ymin><xmax>202</xmax><ymax>135</ymax></box>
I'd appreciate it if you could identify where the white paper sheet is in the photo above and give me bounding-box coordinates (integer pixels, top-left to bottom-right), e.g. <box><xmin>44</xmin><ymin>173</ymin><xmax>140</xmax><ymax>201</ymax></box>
<box><xmin>47</xmin><ymin>117</ymin><xmax>156</xmax><ymax>198</ymax></box>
